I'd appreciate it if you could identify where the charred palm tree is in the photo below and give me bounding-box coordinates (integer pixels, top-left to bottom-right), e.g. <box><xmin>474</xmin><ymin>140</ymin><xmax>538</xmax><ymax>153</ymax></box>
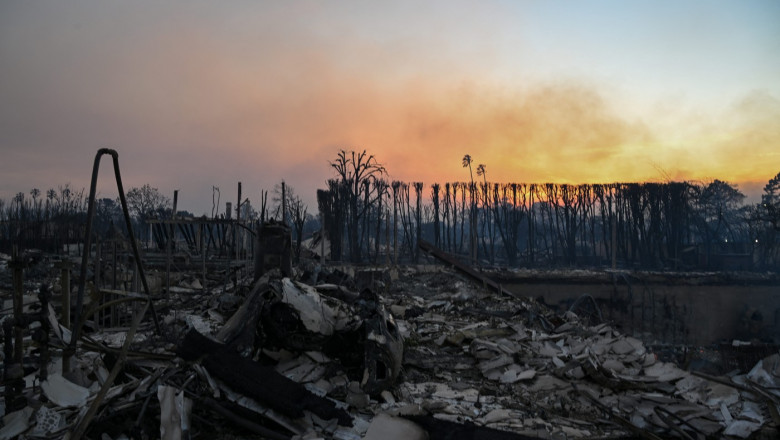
<box><xmin>463</xmin><ymin>155</ymin><xmax>477</xmax><ymax>263</ymax></box>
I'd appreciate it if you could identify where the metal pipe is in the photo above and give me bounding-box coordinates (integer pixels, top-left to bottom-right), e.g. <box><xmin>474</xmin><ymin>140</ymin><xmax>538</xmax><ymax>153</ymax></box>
<box><xmin>111</xmin><ymin>150</ymin><xmax>161</xmax><ymax>332</ymax></box>
<box><xmin>94</xmin><ymin>237</ymin><xmax>101</xmax><ymax>330</ymax></box>
<box><xmin>69</xmin><ymin>149</ymin><xmax>161</xmax><ymax>368</ymax></box>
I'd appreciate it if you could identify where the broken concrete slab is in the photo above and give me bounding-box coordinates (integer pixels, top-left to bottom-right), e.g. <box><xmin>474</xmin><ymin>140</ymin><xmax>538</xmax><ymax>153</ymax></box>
<box><xmin>0</xmin><ymin>407</ymin><xmax>34</xmax><ymax>440</ymax></box>
<box><xmin>41</xmin><ymin>373</ymin><xmax>91</xmax><ymax>408</ymax></box>
<box><xmin>157</xmin><ymin>385</ymin><xmax>192</xmax><ymax>440</ymax></box>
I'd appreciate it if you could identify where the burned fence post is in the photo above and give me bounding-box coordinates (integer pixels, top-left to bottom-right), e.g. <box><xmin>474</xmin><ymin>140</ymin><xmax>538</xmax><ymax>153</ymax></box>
<box><xmin>201</xmin><ymin>222</ymin><xmax>207</xmax><ymax>290</ymax></box>
<box><xmin>165</xmin><ymin>189</ymin><xmax>178</xmax><ymax>297</ymax></box>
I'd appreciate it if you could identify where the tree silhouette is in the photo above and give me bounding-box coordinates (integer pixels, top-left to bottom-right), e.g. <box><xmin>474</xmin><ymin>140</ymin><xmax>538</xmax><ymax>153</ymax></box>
<box><xmin>462</xmin><ymin>154</ymin><xmax>477</xmax><ymax>263</ymax></box>
<box><xmin>330</xmin><ymin>149</ymin><xmax>387</xmax><ymax>262</ymax></box>
<box><xmin>761</xmin><ymin>172</ymin><xmax>780</xmax><ymax>231</ymax></box>
<box><xmin>125</xmin><ymin>184</ymin><xmax>170</xmax><ymax>241</ymax></box>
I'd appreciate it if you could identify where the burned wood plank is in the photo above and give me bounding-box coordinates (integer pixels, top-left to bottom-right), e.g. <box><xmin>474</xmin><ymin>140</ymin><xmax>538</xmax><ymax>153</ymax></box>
<box><xmin>653</xmin><ymin>406</ymin><xmax>700</xmax><ymax>440</ymax></box>
<box><xmin>215</xmin><ymin>278</ymin><xmax>268</xmax><ymax>348</ymax></box>
<box><xmin>404</xmin><ymin>414</ymin><xmax>546</xmax><ymax>440</ymax></box>
<box><xmin>203</xmin><ymin>397</ymin><xmax>290</xmax><ymax>440</ymax></box>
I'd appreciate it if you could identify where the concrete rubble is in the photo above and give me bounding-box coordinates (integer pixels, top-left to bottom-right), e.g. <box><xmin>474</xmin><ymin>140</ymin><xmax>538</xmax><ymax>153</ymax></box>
<box><xmin>1</xmin><ymin>249</ymin><xmax>779</xmax><ymax>439</ymax></box>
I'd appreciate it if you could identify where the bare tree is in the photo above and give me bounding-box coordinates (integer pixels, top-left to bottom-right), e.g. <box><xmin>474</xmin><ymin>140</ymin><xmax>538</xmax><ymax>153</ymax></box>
<box><xmin>414</xmin><ymin>182</ymin><xmax>423</xmax><ymax>263</ymax></box>
<box><xmin>463</xmin><ymin>155</ymin><xmax>477</xmax><ymax>262</ymax></box>
<box><xmin>493</xmin><ymin>183</ymin><xmax>524</xmax><ymax>265</ymax></box>
<box><xmin>431</xmin><ymin>183</ymin><xmax>441</xmax><ymax>248</ymax></box>
<box><xmin>391</xmin><ymin>180</ymin><xmax>401</xmax><ymax>264</ymax></box>
<box><xmin>754</xmin><ymin>172</ymin><xmax>780</xmax><ymax>267</ymax></box>
<box><xmin>760</xmin><ymin>172</ymin><xmax>780</xmax><ymax>230</ymax></box>
<box><xmin>330</xmin><ymin>149</ymin><xmax>387</xmax><ymax>262</ymax></box>
<box><xmin>125</xmin><ymin>184</ymin><xmax>170</xmax><ymax>240</ymax></box>
<box><xmin>290</xmin><ymin>195</ymin><xmax>308</xmax><ymax>262</ymax></box>
<box><xmin>373</xmin><ymin>179</ymin><xmax>389</xmax><ymax>263</ymax></box>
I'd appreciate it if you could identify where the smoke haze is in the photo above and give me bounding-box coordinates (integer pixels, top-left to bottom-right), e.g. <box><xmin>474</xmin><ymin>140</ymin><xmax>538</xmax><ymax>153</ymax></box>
<box><xmin>1</xmin><ymin>1</ymin><xmax>778</xmax><ymax>213</ymax></box>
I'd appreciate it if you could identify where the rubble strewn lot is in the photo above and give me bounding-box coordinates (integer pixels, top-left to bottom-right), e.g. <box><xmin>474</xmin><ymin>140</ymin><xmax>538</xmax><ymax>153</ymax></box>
<box><xmin>1</xmin><ymin>252</ymin><xmax>779</xmax><ymax>439</ymax></box>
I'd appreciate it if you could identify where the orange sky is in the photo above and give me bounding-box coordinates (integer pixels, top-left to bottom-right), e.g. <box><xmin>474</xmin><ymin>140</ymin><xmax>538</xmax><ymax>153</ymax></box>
<box><xmin>1</xmin><ymin>1</ymin><xmax>778</xmax><ymax>214</ymax></box>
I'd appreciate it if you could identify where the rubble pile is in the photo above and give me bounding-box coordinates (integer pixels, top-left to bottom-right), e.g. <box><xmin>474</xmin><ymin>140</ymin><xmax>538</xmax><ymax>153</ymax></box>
<box><xmin>1</xmin><ymin>254</ymin><xmax>779</xmax><ymax>439</ymax></box>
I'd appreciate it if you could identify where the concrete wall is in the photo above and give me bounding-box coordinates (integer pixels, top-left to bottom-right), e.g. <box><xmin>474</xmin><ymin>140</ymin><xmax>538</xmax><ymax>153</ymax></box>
<box><xmin>504</xmin><ymin>281</ymin><xmax>780</xmax><ymax>346</ymax></box>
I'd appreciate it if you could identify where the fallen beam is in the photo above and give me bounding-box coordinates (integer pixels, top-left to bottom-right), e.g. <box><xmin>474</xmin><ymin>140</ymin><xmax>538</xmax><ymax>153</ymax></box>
<box><xmin>404</xmin><ymin>414</ymin><xmax>546</xmax><ymax>440</ymax></box>
<box><xmin>418</xmin><ymin>239</ymin><xmax>521</xmax><ymax>300</ymax></box>
<box><xmin>178</xmin><ymin>329</ymin><xmax>353</xmax><ymax>427</ymax></box>
<box><xmin>203</xmin><ymin>397</ymin><xmax>290</xmax><ymax>440</ymax></box>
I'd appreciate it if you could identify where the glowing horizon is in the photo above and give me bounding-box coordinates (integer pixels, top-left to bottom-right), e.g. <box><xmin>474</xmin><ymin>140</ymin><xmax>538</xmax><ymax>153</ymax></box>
<box><xmin>1</xmin><ymin>1</ymin><xmax>778</xmax><ymax>214</ymax></box>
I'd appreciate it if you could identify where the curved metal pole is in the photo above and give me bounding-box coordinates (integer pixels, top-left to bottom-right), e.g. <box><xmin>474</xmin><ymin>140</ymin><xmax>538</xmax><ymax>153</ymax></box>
<box><xmin>68</xmin><ymin>149</ymin><xmax>160</xmax><ymax>367</ymax></box>
<box><xmin>111</xmin><ymin>150</ymin><xmax>161</xmax><ymax>334</ymax></box>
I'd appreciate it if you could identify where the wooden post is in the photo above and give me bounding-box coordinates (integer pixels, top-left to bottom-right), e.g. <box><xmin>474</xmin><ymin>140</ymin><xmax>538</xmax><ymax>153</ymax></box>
<box><xmin>236</xmin><ymin>182</ymin><xmax>242</xmax><ymax>262</ymax></box>
<box><xmin>166</xmin><ymin>190</ymin><xmax>178</xmax><ymax>297</ymax></box>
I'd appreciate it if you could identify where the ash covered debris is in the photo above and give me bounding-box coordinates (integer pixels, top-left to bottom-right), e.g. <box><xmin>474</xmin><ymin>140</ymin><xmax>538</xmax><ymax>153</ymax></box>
<box><xmin>1</xmin><ymin>244</ymin><xmax>780</xmax><ymax>439</ymax></box>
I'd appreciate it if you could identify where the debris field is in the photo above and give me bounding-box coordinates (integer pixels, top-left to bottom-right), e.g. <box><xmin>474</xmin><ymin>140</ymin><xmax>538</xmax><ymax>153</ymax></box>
<box><xmin>1</xmin><ymin>247</ymin><xmax>779</xmax><ymax>440</ymax></box>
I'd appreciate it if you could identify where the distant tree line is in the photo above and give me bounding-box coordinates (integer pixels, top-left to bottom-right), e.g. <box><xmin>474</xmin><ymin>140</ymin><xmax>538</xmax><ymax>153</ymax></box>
<box><xmin>0</xmin><ymin>181</ymin><xmax>316</xmax><ymax>261</ymax></box>
<box><xmin>0</xmin><ymin>183</ymin><xmax>177</xmax><ymax>253</ymax></box>
<box><xmin>0</xmin><ymin>185</ymin><xmax>89</xmax><ymax>253</ymax></box>
<box><xmin>318</xmin><ymin>151</ymin><xmax>780</xmax><ymax>271</ymax></box>
<box><xmin>2</xmin><ymin>157</ymin><xmax>779</xmax><ymax>271</ymax></box>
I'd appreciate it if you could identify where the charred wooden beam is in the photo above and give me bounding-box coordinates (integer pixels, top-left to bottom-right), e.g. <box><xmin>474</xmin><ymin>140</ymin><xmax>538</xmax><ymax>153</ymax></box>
<box><xmin>203</xmin><ymin>397</ymin><xmax>290</xmax><ymax>440</ymax></box>
<box><xmin>418</xmin><ymin>239</ymin><xmax>521</xmax><ymax>300</ymax></box>
<box><xmin>216</xmin><ymin>278</ymin><xmax>268</xmax><ymax>351</ymax></box>
<box><xmin>178</xmin><ymin>329</ymin><xmax>353</xmax><ymax>427</ymax></box>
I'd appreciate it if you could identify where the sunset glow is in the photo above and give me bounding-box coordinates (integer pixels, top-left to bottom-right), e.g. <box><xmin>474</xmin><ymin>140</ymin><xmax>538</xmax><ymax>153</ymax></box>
<box><xmin>1</xmin><ymin>1</ymin><xmax>778</xmax><ymax>213</ymax></box>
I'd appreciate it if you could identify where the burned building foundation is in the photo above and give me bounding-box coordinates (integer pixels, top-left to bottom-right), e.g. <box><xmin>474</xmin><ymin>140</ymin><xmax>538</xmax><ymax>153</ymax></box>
<box><xmin>493</xmin><ymin>270</ymin><xmax>780</xmax><ymax>346</ymax></box>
